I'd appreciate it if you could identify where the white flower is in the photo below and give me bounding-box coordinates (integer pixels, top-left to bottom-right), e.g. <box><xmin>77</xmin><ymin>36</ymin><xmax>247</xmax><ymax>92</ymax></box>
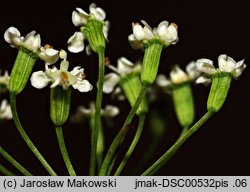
<box><xmin>30</xmin><ymin>50</ymin><xmax>93</xmax><ymax>92</ymax></box>
<box><xmin>4</xmin><ymin>27</ymin><xmax>59</xmax><ymax>64</ymax></box>
<box><xmin>0</xmin><ymin>99</ymin><xmax>12</xmax><ymax>120</ymax></box>
<box><xmin>156</xmin><ymin>61</ymin><xmax>200</xmax><ymax>87</ymax></box>
<box><xmin>0</xmin><ymin>70</ymin><xmax>10</xmax><ymax>90</ymax></box>
<box><xmin>72</xmin><ymin>3</ymin><xmax>106</xmax><ymax>26</ymax></box>
<box><xmin>103</xmin><ymin>57</ymin><xmax>141</xmax><ymax>94</ymax></box>
<box><xmin>67</xmin><ymin>32</ymin><xmax>85</xmax><ymax>53</ymax></box>
<box><xmin>38</xmin><ymin>44</ymin><xmax>59</xmax><ymax>65</ymax></box>
<box><xmin>128</xmin><ymin>20</ymin><xmax>178</xmax><ymax>49</ymax></box>
<box><xmin>4</xmin><ymin>26</ymin><xmax>41</xmax><ymax>53</ymax></box>
<box><xmin>68</xmin><ymin>3</ymin><xmax>110</xmax><ymax>53</ymax></box>
<box><xmin>195</xmin><ymin>54</ymin><xmax>247</xmax><ymax>84</ymax></box>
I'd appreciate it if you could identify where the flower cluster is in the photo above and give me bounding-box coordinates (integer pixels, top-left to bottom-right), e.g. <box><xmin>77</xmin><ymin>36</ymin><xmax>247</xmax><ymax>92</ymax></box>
<box><xmin>103</xmin><ymin>57</ymin><xmax>141</xmax><ymax>94</ymax></box>
<box><xmin>195</xmin><ymin>54</ymin><xmax>246</xmax><ymax>84</ymax></box>
<box><xmin>68</xmin><ymin>3</ymin><xmax>110</xmax><ymax>54</ymax></box>
<box><xmin>157</xmin><ymin>61</ymin><xmax>200</xmax><ymax>88</ymax></box>
<box><xmin>128</xmin><ymin>20</ymin><xmax>178</xmax><ymax>49</ymax></box>
<box><xmin>4</xmin><ymin>27</ymin><xmax>59</xmax><ymax>65</ymax></box>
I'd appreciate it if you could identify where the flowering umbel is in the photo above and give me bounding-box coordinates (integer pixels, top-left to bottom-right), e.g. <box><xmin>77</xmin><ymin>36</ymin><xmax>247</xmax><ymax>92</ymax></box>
<box><xmin>128</xmin><ymin>20</ymin><xmax>178</xmax><ymax>85</ymax></box>
<box><xmin>195</xmin><ymin>54</ymin><xmax>246</xmax><ymax>112</ymax></box>
<box><xmin>68</xmin><ymin>3</ymin><xmax>109</xmax><ymax>54</ymax></box>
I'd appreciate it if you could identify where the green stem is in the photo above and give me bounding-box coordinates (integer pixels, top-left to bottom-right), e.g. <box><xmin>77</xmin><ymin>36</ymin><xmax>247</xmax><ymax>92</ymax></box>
<box><xmin>99</xmin><ymin>125</ymin><xmax>129</xmax><ymax>175</ymax></box>
<box><xmin>10</xmin><ymin>93</ymin><xmax>57</xmax><ymax>176</ymax></box>
<box><xmin>89</xmin><ymin>48</ymin><xmax>105</xmax><ymax>176</ymax></box>
<box><xmin>114</xmin><ymin>114</ymin><xmax>146</xmax><ymax>175</ymax></box>
<box><xmin>178</xmin><ymin>126</ymin><xmax>189</xmax><ymax>140</ymax></box>
<box><xmin>0</xmin><ymin>164</ymin><xmax>15</xmax><ymax>176</ymax></box>
<box><xmin>99</xmin><ymin>85</ymin><xmax>149</xmax><ymax>176</ymax></box>
<box><xmin>142</xmin><ymin>110</ymin><xmax>214</xmax><ymax>176</ymax></box>
<box><xmin>55</xmin><ymin>126</ymin><xmax>76</xmax><ymax>176</ymax></box>
<box><xmin>124</xmin><ymin>85</ymin><xmax>149</xmax><ymax>125</ymax></box>
<box><xmin>0</xmin><ymin>146</ymin><xmax>32</xmax><ymax>175</ymax></box>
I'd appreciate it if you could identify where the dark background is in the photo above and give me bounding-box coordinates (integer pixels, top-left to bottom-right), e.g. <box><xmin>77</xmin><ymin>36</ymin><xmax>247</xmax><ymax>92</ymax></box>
<box><xmin>0</xmin><ymin>0</ymin><xmax>249</xmax><ymax>175</ymax></box>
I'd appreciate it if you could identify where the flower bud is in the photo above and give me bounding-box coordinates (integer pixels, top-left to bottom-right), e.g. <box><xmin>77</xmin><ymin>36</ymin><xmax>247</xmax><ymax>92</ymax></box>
<box><xmin>119</xmin><ymin>72</ymin><xmax>148</xmax><ymax>116</ymax></box>
<box><xmin>207</xmin><ymin>73</ymin><xmax>232</xmax><ymax>112</ymax></box>
<box><xmin>172</xmin><ymin>83</ymin><xmax>194</xmax><ymax>128</ymax></box>
<box><xmin>9</xmin><ymin>47</ymin><xmax>38</xmax><ymax>95</ymax></box>
<box><xmin>50</xmin><ymin>86</ymin><xmax>71</xmax><ymax>126</ymax></box>
<box><xmin>141</xmin><ymin>42</ymin><xmax>163</xmax><ymax>86</ymax></box>
<box><xmin>81</xmin><ymin>18</ymin><xmax>106</xmax><ymax>53</ymax></box>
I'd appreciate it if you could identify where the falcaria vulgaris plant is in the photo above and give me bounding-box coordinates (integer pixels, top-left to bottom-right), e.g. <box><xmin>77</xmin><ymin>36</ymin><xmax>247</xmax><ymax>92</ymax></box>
<box><xmin>0</xmin><ymin>3</ymin><xmax>247</xmax><ymax>176</ymax></box>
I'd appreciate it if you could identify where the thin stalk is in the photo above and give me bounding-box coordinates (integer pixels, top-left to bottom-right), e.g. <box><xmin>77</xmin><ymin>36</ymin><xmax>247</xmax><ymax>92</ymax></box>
<box><xmin>99</xmin><ymin>125</ymin><xmax>129</xmax><ymax>175</ymax></box>
<box><xmin>55</xmin><ymin>126</ymin><xmax>76</xmax><ymax>176</ymax></box>
<box><xmin>124</xmin><ymin>85</ymin><xmax>149</xmax><ymax>125</ymax></box>
<box><xmin>178</xmin><ymin>126</ymin><xmax>189</xmax><ymax>140</ymax></box>
<box><xmin>0</xmin><ymin>146</ymin><xmax>32</xmax><ymax>175</ymax></box>
<box><xmin>142</xmin><ymin>110</ymin><xmax>214</xmax><ymax>176</ymax></box>
<box><xmin>89</xmin><ymin>48</ymin><xmax>105</xmax><ymax>175</ymax></box>
<box><xmin>0</xmin><ymin>164</ymin><xmax>15</xmax><ymax>176</ymax></box>
<box><xmin>99</xmin><ymin>85</ymin><xmax>149</xmax><ymax>175</ymax></box>
<box><xmin>114</xmin><ymin>114</ymin><xmax>146</xmax><ymax>175</ymax></box>
<box><xmin>10</xmin><ymin>93</ymin><xmax>57</xmax><ymax>176</ymax></box>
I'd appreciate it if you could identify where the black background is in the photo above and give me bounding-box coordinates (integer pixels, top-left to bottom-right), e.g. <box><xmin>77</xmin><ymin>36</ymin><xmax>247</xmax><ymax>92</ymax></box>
<box><xmin>0</xmin><ymin>0</ymin><xmax>249</xmax><ymax>175</ymax></box>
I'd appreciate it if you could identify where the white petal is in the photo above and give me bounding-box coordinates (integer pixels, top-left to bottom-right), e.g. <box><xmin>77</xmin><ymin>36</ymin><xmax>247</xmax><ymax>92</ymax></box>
<box><xmin>23</xmin><ymin>32</ymin><xmax>41</xmax><ymax>53</ymax></box>
<box><xmin>170</xmin><ymin>66</ymin><xmax>189</xmax><ymax>84</ymax></box>
<box><xmin>30</xmin><ymin>71</ymin><xmax>50</xmax><ymax>89</ymax></box>
<box><xmin>159</xmin><ymin>23</ymin><xmax>178</xmax><ymax>45</ymax></box>
<box><xmin>73</xmin><ymin>79</ymin><xmax>93</xmax><ymax>92</ymax></box>
<box><xmin>141</xmin><ymin>20</ymin><xmax>153</xmax><ymax>39</ymax></box>
<box><xmin>128</xmin><ymin>34</ymin><xmax>144</xmax><ymax>50</ymax></box>
<box><xmin>218</xmin><ymin>54</ymin><xmax>236</xmax><ymax>73</ymax></box>
<box><xmin>67</xmin><ymin>32</ymin><xmax>85</xmax><ymax>53</ymax></box>
<box><xmin>0</xmin><ymin>99</ymin><xmax>12</xmax><ymax>120</ymax></box>
<box><xmin>89</xmin><ymin>3</ymin><xmax>106</xmax><ymax>21</ymax></box>
<box><xmin>186</xmin><ymin>61</ymin><xmax>200</xmax><ymax>80</ymax></box>
<box><xmin>195</xmin><ymin>76</ymin><xmax>211</xmax><ymax>84</ymax></box>
<box><xmin>117</xmin><ymin>57</ymin><xmax>134</xmax><ymax>75</ymax></box>
<box><xmin>102</xmin><ymin>105</ymin><xmax>120</xmax><ymax>117</ymax></box>
<box><xmin>157</xmin><ymin>21</ymin><xmax>169</xmax><ymax>37</ymax></box>
<box><xmin>72</xmin><ymin>10</ymin><xmax>83</xmax><ymax>26</ymax></box>
<box><xmin>103</xmin><ymin>21</ymin><xmax>110</xmax><ymax>40</ymax></box>
<box><xmin>196</xmin><ymin>58</ymin><xmax>216</xmax><ymax>75</ymax></box>
<box><xmin>133</xmin><ymin>23</ymin><xmax>145</xmax><ymax>40</ymax></box>
<box><xmin>4</xmin><ymin>26</ymin><xmax>22</xmax><ymax>48</ymax></box>
<box><xmin>103</xmin><ymin>73</ymin><xmax>120</xmax><ymax>93</ymax></box>
<box><xmin>156</xmin><ymin>74</ymin><xmax>171</xmax><ymax>87</ymax></box>
<box><xmin>235</xmin><ymin>59</ymin><xmax>245</xmax><ymax>68</ymax></box>
<box><xmin>70</xmin><ymin>66</ymin><xmax>84</xmax><ymax>77</ymax></box>
<box><xmin>39</xmin><ymin>47</ymin><xmax>59</xmax><ymax>65</ymax></box>
<box><xmin>234</xmin><ymin>63</ymin><xmax>247</xmax><ymax>79</ymax></box>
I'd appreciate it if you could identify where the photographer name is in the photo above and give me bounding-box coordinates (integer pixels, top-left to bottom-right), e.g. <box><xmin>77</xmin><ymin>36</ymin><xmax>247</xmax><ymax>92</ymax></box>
<box><xmin>19</xmin><ymin>178</ymin><xmax>117</xmax><ymax>188</ymax></box>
